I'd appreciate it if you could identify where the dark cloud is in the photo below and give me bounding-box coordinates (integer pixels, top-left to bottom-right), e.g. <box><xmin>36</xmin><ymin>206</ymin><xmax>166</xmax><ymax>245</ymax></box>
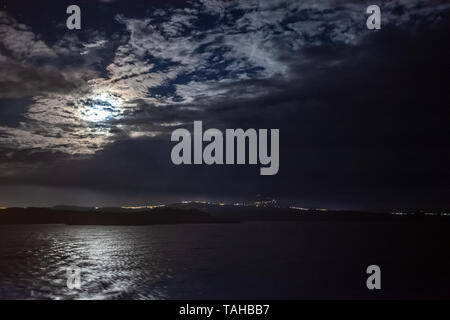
<box><xmin>0</xmin><ymin>59</ymin><xmax>79</xmax><ymax>98</ymax></box>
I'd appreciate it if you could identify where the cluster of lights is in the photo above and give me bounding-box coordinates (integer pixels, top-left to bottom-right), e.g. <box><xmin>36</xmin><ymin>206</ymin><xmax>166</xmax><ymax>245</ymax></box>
<box><xmin>391</xmin><ymin>211</ymin><xmax>450</xmax><ymax>216</ymax></box>
<box><xmin>290</xmin><ymin>206</ymin><xmax>328</xmax><ymax>212</ymax></box>
<box><xmin>120</xmin><ymin>205</ymin><xmax>166</xmax><ymax>210</ymax></box>
<box><xmin>392</xmin><ymin>212</ymin><xmax>408</xmax><ymax>216</ymax></box>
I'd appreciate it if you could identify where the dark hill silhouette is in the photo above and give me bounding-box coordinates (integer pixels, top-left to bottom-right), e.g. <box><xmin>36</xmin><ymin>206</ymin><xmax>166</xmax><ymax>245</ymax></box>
<box><xmin>0</xmin><ymin>204</ymin><xmax>448</xmax><ymax>225</ymax></box>
<box><xmin>0</xmin><ymin>207</ymin><xmax>226</xmax><ymax>225</ymax></box>
<box><xmin>167</xmin><ymin>202</ymin><xmax>450</xmax><ymax>223</ymax></box>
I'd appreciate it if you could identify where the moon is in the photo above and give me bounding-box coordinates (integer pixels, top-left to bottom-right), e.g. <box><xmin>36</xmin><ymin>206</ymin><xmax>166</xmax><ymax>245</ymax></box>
<box><xmin>81</xmin><ymin>92</ymin><xmax>123</xmax><ymax>122</ymax></box>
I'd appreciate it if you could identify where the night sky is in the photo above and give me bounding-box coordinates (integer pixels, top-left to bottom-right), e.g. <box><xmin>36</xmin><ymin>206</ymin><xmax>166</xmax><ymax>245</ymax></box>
<box><xmin>0</xmin><ymin>0</ymin><xmax>449</xmax><ymax>210</ymax></box>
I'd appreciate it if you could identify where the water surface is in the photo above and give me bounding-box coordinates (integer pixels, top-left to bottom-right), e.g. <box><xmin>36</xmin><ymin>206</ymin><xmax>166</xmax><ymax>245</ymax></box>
<box><xmin>0</xmin><ymin>221</ymin><xmax>449</xmax><ymax>299</ymax></box>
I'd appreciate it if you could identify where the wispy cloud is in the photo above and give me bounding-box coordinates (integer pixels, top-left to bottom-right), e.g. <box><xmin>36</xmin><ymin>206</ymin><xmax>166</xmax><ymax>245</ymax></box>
<box><xmin>0</xmin><ymin>0</ymin><xmax>448</xmax><ymax>158</ymax></box>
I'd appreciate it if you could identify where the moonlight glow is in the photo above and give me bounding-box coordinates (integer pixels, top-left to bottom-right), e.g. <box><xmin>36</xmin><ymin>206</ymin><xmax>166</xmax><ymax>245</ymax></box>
<box><xmin>81</xmin><ymin>92</ymin><xmax>123</xmax><ymax>122</ymax></box>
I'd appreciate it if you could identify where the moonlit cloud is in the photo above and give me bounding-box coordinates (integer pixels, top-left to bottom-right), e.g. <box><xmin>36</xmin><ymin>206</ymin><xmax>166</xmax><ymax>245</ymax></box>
<box><xmin>0</xmin><ymin>0</ymin><xmax>448</xmax><ymax>181</ymax></box>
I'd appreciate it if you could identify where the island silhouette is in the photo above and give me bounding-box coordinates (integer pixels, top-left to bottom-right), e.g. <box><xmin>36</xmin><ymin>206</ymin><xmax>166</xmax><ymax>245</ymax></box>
<box><xmin>0</xmin><ymin>203</ymin><xmax>448</xmax><ymax>225</ymax></box>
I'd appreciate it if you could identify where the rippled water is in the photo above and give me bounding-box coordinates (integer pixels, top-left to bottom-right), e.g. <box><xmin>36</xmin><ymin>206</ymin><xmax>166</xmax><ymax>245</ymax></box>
<box><xmin>0</xmin><ymin>221</ymin><xmax>449</xmax><ymax>299</ymax></box>
<box><xmin>0</xmin><ymin>225</ymin><xmax>174</xmax><ymax>299</ymax></box>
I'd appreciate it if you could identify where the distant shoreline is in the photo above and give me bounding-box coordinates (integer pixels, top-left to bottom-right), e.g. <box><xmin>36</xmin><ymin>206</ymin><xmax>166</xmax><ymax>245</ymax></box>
<box><xmin>0</xmin><ymin>205</ymin><xmax>449</xmax><ymax>226</ymax></box>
